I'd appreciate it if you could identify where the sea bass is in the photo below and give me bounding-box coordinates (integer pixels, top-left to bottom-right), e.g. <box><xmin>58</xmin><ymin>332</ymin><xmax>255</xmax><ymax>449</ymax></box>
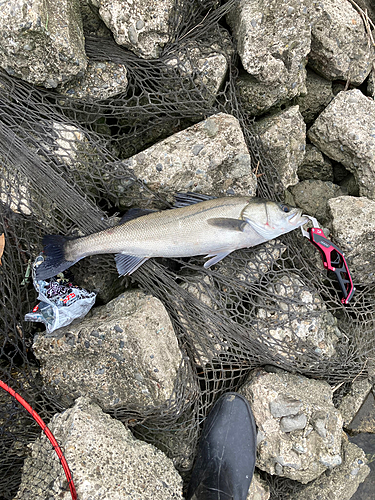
<box><xmin>35</xmin><ymin>193</ymin><xmax>308</xmax><ymax>280</ymax></box>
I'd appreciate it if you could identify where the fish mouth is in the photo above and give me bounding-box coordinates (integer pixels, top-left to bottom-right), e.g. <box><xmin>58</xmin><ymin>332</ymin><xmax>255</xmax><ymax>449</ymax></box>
<box><xmin>287</xmin><ymin>209</ymin><xmax>309</xmax><ymax>226</ymax></box>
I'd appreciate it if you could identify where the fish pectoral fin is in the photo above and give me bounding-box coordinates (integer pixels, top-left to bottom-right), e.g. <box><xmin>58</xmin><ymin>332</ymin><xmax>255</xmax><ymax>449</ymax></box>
<box><xmin>173</xmin><ymin>192</ymin><xmax>216</xmax><ymax>208</ymax></box>
<box><xmin>207</xmin><ymin>218</ymin><xmax>249</xmax><ymax>232</ymax></box>
<box><xmin>204</xmin><ymin>251</ymin><xmax>232</xmax><ymax>268</ymax></box>
<box><xmin>115</xmin><ymin>254</ymin><xmax>148</xmax><ymax>276</ymax></box>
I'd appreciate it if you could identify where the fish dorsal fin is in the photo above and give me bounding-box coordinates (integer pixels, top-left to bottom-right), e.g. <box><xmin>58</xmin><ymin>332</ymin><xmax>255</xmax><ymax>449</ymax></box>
<box><xmin>207</xmin><ymin>218</ymin><xmax>249</xmax><ymax>232</ymax></box>
<box><xmin>115</xmin><ymin>254</ymin><xmax>148</xmax><ymax>275</ymax></box>
<box><xmin>173</xmin><ymin>192</ymin><xmax>216</xmax><ymax>208</ymax></box>
<box><xmin>119</xmin><ymin>208</ymin><xmax>157</xmax><ymax>224</ymax></box>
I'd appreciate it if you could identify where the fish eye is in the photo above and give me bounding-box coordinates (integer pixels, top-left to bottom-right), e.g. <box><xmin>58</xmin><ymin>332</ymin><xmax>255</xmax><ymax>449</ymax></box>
<box><xmin>279</xmin><ymin>204</ymin><xmax>291</xmax><ymax>213</ymax></box>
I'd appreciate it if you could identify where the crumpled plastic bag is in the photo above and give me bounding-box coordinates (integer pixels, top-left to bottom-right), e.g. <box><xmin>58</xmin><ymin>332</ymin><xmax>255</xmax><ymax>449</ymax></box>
<box><xmin>25</xmin><ymin>254</ymin><xmax>97</xmax><ymax>333</ymax></box>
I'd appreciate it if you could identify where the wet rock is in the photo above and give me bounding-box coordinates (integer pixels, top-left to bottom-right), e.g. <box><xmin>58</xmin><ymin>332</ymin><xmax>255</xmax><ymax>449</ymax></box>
<box><xmin>253</xmin><ymin>106</ymin><xmax>306</xmax><ymax>191</ymax></box>
<box><xmin>308</xmin><ymin>90</ymin><xmax>375</xmax><ymax>200</ymax></box>
<box><xmin>247</xmin><ymin>472</ymin><xmax>270</xmax><ymax>500</ymax></box>
<box><xmin>0</xmin><ymin>0</ymin><xmax>87</xmax><ymax>88</ymax></box>
<box><xmin>57</xmin><ymin>60</ymin><xmax>128</xmax><ymax>100</ymax></box>
<box><xmin>339</xmin><ymin>379</ymin><xmax>373</xmax><ymax>428</ymax></box>
<box><xmin>328</xmin><ymin>196</ymin><xmax>375</xmax><ymax>284</ymax></box>
<box><xmin>309</xmin><ymin>0</ymin><xmax>374</xmax><ymax>85</ymax></box>
<box><xmin>93</xmin><ymin>0</ymin><xmax>174</xmax><ymax>59</ymax></box>
<box><xmin>288</xmin><ymin>179</ymin><xmax>344</xmax><ymax>224</ymax></box>
<box><xmin>290</xmin><ymin>436</ymin><xmax>370</xmax><ymax>500</ymax></box>
<box><xmin>227</xmin><ymin>0</ymin><xmax>310</xmax><ymax>103</ymax></box>
<box><xmin>14</xmin><ymin>397</ymin><xmax>184</xmax><ymax>500</ymax></box>
<box><xmin>240</xmin><ymin>369</ymin><xmax>343</xmax><ymax>483</ymax></box>
<box><xmin>33</xmin><ymin>290</ymin><xmax>183</xmax><ymax>410</ymax></box>
<box><xmin>255</xmin><ymin>273</ymin><xmax>342</xmax><ymax>361</ymax></box>
<box><xmin>297</xmin><ymin>144</ymin><xmax>333</xmax><ymax>182</ymax></box>
<box><xmin>112</xmin><ymin>113</ymin><xmax>256</xmax><ymax>207</ymax></box>
<box><xmin>296</xmin><ymin>67</ymin><xmax>334</xmax><ymax>124</ymax></box>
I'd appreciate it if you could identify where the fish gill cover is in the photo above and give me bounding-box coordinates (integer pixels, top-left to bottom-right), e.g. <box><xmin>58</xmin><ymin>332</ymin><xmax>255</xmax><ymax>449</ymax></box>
<box><xmin>0</xmin><ymin>0</ymin><xmax>374</xmax><ymax>498</ymax></box>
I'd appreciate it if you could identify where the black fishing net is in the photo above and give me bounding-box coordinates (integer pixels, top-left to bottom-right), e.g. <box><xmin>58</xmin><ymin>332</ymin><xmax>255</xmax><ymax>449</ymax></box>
<box><xmin>0</xmin><ymin>0</ymin><xmax>374</xmax><ymax>498</ymax></box>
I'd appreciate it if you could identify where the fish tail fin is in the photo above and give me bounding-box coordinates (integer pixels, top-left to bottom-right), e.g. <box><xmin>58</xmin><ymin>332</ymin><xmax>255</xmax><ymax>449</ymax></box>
<box><xmin>35</xmin><ymin>235</ymin><xmax>76</xmax><ymax>280</ymax></box>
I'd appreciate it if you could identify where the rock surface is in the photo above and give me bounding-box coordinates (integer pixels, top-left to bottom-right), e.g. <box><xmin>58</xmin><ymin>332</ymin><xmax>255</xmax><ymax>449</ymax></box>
<box><xmin>14</xmin><ymin>397</ymin><xmax>184</xmax><ymax>499</ymax></box>
<box><xmin>328</xmin><ymin>196</ymin><xmax>375</xmax><ymax>284</ymax></box>
<box><xmin>254</xmin><ymin>272</ymin><xmax>342</xmax><ymax>363</ymax></box>
<box><xmin>308</xmin><ymin>89</ymin><xmax>375</xmax><ymax>200</ymax></box>
<box><xmin>289</xmin><ymin>436</ymin><xmax>370</xmax><ymax>500</ymax></box>
<box><xmin>227</xmin><ymin>0</ymin><xmax>310</xmax><ymax>103</ymax></box>
<box><xmin>93</xmin><ymin>0</ymin><xmax>174</xmax><ymax>59</ymax></box>
<box><xmin>112</xmin><ymin>113</ymin><xmax>256</xmax><ymax>206</ymax></box>
<box><xmin>33</xmin><ymin>290</ymin><xmax>183</xmax><ymax>410</ymax></box>
<box><xmin>309</xmin><ymin>0</ymin><xmax>374</xmax><ymax>85</ymax></box>
<box><xmin>297</xmin><ymin>144</ymin><xmax>333</xmax><ymax>182</ymax></box>
<box><xmin>289</xmin><ymin>179</ymin><xmax>344</xmax><ymax>223</ymax></box>
<box><xmin>0</xmin><ymin>0</ymin><xmax>87</xmax><ymax>88</ymax></box>
<box><xmin>253</xmin><ymin>106</ymin><xmax>306</xmax><ymax>190</ymax></box>
<box><xmin>240</xmin><ymin>369</ymin><xmax>343</xmax><ymax>483</ymax></box>
<box><xmin>339</xmin><ymin>379</ymin><xmax>373</xmax><ymax>428</ymax></box>
<box><xmin>296</xmin><ymin>67</ymin><xmax>334</xmax><ymax>124</ymax></box>
<box><xmin>57</xmin><ymin>60</ymin><xmax>128</xmax><ymax>100</ymax></box>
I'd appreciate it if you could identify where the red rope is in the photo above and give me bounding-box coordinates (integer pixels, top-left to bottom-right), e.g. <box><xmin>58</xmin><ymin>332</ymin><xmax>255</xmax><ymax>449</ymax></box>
<box><xmin>0</xmin><ymin>379</ymin><xmax>77</xmax><ymax>500</ymax></box>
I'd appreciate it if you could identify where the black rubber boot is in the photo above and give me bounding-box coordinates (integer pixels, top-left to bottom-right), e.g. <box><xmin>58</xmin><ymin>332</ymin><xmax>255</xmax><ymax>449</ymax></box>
<box><xmin>186</xmin><ymin>392</ymin><xmax>257</xmax><ymax>500</ymax></box>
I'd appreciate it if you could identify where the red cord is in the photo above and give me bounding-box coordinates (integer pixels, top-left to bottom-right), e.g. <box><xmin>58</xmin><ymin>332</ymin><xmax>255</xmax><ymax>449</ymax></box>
<box><xmin>0</xmin><ymin>379</ymin><xmax>77</xmax><ymax>500</ymax></box>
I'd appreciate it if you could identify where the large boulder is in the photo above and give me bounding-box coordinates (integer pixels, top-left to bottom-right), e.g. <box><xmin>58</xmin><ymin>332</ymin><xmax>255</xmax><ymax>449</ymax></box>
<box><xmin>240</xmin><ymin>369</ymin><xmax>343</xmax><ymax>483</ymax></box>
<box><xmin>328</xmin><ymin>195</ymin><xmax>375</xmax><ymax>285</ymax></box>
<box><xmin>0</xmin><ymin>0</ymin><xmax>87</xmax><ymax>88</ymax></box>
<box><xmin>14</xmin><ymin>397</ymin><xmax>184</xmax><ymax>500</ymax></box>
<box><xmin>92</xmin><ymin>0</ymin><xmax>174</xmax><ymax>59</ymax></box>
<box><xmin>253</xmin><ymin>106</ymin><xmax>306</xmax><ymax>190</ymax></box>
<box><xmin>227</xmin><ymin>0</ymin><xmax>310</xmax><ymax>105</ymax></box>
<box><xmin>110</xmin><ymin>113</ymin><xmax>256</xmax><ymax>208</ymax></box>
<box><xmin>308</xmin><ymin>90</ymin><xmax>375</xmax><ymax>200</ymax></box>
<box><xmin>309</xmin><ymin>0</ymin><xmax>374</xmax><ymax>85</ymax></box>
<box><xmin>33</xmin><ymin>290</ymin><xmax>183</xmax><ymax>410</ymax></box>
<box><xmin>289</xmin><ymin>437</ymin><xmax>370</xmax><ymax>500</ymax></box>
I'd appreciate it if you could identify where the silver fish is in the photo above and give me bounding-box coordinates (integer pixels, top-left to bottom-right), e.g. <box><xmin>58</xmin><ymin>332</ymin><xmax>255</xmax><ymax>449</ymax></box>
<box><xmin>35</xmin><ymin>193</ymin><xmax>308</xmax><ymax>280</ymax></box>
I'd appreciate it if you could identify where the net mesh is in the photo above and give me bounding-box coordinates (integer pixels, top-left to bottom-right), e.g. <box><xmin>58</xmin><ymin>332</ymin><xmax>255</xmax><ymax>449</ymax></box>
<box><xmin>0</xmin><ymin>0</ymin><xmax>374</xmax><ymax>498</ymax></box>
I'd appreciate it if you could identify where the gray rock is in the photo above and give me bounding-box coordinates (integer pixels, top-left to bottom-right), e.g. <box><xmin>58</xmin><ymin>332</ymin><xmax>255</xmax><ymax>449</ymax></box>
<box><xmin>309</xmin><ymin>0</ymin><xmax>374</xmax><ymax>85</ymax></box>
<box><xmin>289</xmin><ymin>436</ymin><xmax>370</xmax><ymax>500</ymax></box>
<box><xmin>240</xmin><ymin>369</ymin><xmax>343</xmax><ymax>483</ymax></box>
<box><xmin>57</xmin><ymin>60</ymin><xmax>128</xmax><ymax>100</ymax></box>
<box><xmin>297</xmin><ymin>144</ymin><xmax>333</xmax><ymax>181</ymax></box>
<box><xmin>255</xmin><ymin>273</ymin><xmax>342</xmax><ymax>361</ymax></box>
<box><xmin>296</xmin><ymin>67</ymin><xmax>334</xmax><ymax>124</ymax></box>
<box><xmin>339</xmin><ymin>379</ymin><xmax>373</xmax><ymax>428</ymax></box>
<box><xmin>236</xmin><ymin>73</ymin><xmax>294</xmax><ymax>117</ymax></box>
<box><xmin>227</xmin><ymin>0</ymin><xmax>310</xmax><ymax>102</ymax></box>
<box><xmin>308</xmin><ymin>89</ymin><xmax>375</xmax><ymax>200</ymax></box>
<box><xmin>33</xmin><ymin>290</ymin><xmax>183</xmax><ymax>410</ymax></box>
<box><xmin>288</xmin><ymin>179</ymin><xmax>344</xmax><ymax>224</ymax></box>
<box><xmin>346</xmin><ymin>390</ymin><xmax>375</xmax><ymax>433</ymax></box>
<box><xmin>280</xmin><ymin>413</ymin><xmax>308</xmax><ymax>433</ymax></box>
<box><xmin>339</xmin><ymin>173</ymin><xmax>360</xmax><ymax>196</ymax></box>
<box><xmin>93</xmin><ymin>0</ymin><xmax>174</xmax><ymax>59</ymax></box>
<box><xmin>80</xmin><ymin>0</ymin><xmax>112</xmax><ymax>37</ymax></box>
<box><xmin>0</xmin><ymin>0</ymin><xmax>87</xmax><ymax>88</ymax></box>
<box><xmin>164</xmin><ymin>31</ymin><xmax>233</xmax><ymax>101</ymax></box>
<box><xmin>112</xmin><ymin>113</ymin><xmax>256</xmax><ymax>207</ymax></box>
<box><xmin>0</xmin><ymin>167</ymin><xmax>32</xmax><ymax>216</ymax></box>
<box><xmin>254</xmin><ymin>106</ymin><xmax>306</xmax><ymax>191</ymax></box>
<box><xmin>269</xmin><ymin>396</ymin><xmax>303</xmax><ymax>418</ymax></box>
<box><xmin>14</xmin><ymin>397</ymin><xmax>184</xmax><ymax>500</ymax></box>
<box><xmin>328</xmin><ymin>196</ymin><xmax>375</xmax><ymax>284</ymax></box>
